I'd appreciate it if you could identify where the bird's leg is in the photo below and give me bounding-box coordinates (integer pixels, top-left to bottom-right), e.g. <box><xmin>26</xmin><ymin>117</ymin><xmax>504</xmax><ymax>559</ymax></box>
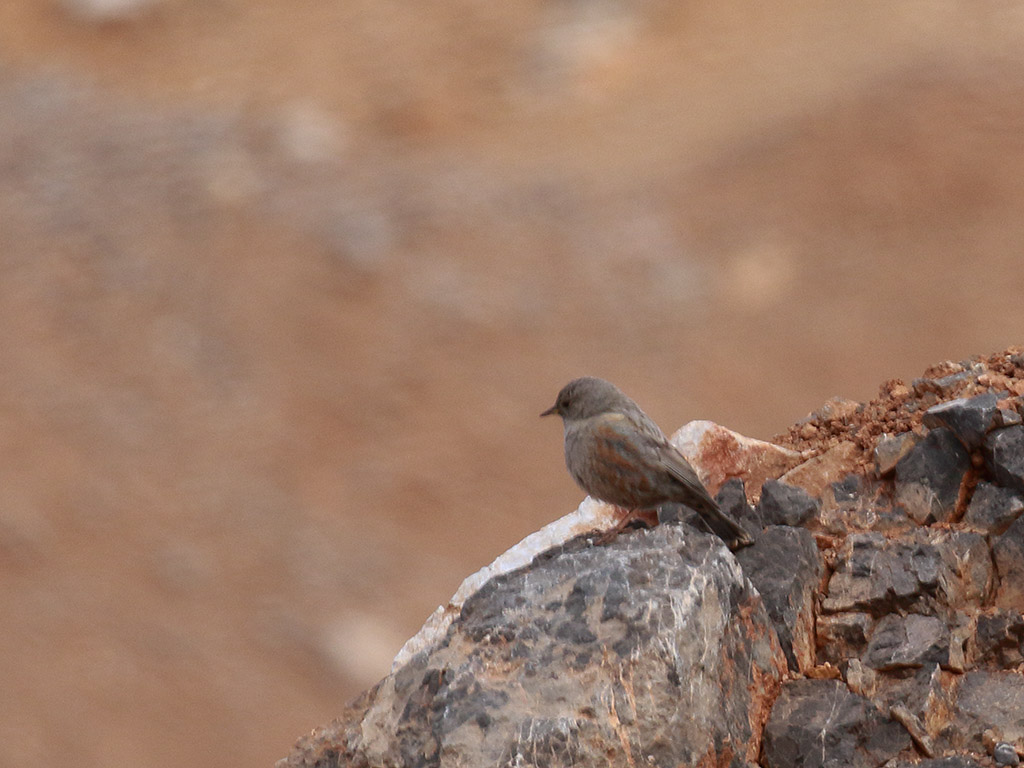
<box><xmin>591</xmin><ymin>506</ymin><xmax>659</xmax><ymax>545</ymax></box>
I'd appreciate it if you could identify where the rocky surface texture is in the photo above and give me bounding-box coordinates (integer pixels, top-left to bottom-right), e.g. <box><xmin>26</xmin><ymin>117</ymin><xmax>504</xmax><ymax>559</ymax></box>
<box><xmin>282</xmin><ymin>349</ymin><xmax>1024</xmax><ymax>768</ymax></box>
<box><xmin>300</xmin><ymin>528</ymin><xmax>785</xmax><ymax>767</ymax></box>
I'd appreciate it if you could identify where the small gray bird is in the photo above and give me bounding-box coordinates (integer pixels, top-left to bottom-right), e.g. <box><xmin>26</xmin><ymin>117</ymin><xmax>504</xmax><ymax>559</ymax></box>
<box><xmin>542</xmin><ymin>376</ymin><xmax>753</xmax><ymax>549</ymax></box>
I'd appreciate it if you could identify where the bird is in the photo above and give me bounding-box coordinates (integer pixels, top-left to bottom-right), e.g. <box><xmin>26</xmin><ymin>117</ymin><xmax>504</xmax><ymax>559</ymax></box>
<box><xmin>541</xmin><ymin>376</ymin><xmax>753</xmax><ymax>550</ymax></box>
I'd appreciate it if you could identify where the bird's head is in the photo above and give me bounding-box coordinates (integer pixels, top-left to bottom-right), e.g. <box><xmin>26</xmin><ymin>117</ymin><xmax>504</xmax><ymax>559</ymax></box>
<box><xmin>540</xmin><ymin>377</ymin><xmax>632</xmax><ymax>422</ymax></box>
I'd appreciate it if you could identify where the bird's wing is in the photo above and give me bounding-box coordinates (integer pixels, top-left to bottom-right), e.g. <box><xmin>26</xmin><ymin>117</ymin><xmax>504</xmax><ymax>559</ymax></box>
<box><xmin>658</xmin><ymin>446</ymin><xmax>719</xmax><ymax>512</ymax></box>
<box><xmin>660</xmin><ymin>450</ymin><xmax>708</xmax><ymax>489</ymax></box>
<box><xmin>586</xmin><ymin>412</ymin><xmax>753</xmax><ymax>548</ymax></box>
<box><xmin>596</xmin><ymin>410</ymin><xmax>671</xmax><ymax>467</ymax></box>
<box><xmin>595</xmin><ymin>410</ymin><xmax>710</xmax><ymax>500</ymax></box>
<box><xmin>659</xmin><ymin>443</ymin><xmax>754</xmax><ymax>547</ymax></box>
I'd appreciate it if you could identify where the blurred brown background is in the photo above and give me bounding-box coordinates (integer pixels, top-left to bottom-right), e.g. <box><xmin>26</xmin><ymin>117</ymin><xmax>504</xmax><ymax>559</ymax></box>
<box><xmin>1</xmin><ymin>1</ymin><xmax>1023</xmax><ymax>766</ymax></box>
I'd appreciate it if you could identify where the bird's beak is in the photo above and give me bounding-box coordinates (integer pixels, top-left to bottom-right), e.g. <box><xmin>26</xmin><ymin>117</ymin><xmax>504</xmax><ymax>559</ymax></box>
<box><xmin>540</xmin><ymin>404</ymin><xmax>559</xmax><ymax>418</ymax></box>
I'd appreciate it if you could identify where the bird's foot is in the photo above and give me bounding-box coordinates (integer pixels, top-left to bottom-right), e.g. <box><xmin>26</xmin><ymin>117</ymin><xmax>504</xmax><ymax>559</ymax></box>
<box><xmin>590</xmin><ymin>507</ymin><xmax>659</xmax><ymax>546</ymax></box>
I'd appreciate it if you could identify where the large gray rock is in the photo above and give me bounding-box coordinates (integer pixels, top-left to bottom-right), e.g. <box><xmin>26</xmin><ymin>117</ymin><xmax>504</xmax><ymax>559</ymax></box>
<box><xmin>716</xmin><ymin>477</ymin><xmax>763</xmax><ymax>538</ymax></box>
<box><xmin>280</xmin><ymin>526</ymin><xmax>786</xmax><ymax>768</ymax></box>
<box><xmin>871</xmin><ymin>663</ymin><xmax>958</xmax><ymax>754</ymax></box>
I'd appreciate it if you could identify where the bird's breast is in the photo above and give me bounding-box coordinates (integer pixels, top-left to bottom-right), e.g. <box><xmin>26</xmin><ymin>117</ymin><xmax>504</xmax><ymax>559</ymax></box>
<box><xmin>563</xmin><ymin>414</ymin><xmax>663</xmax><ymax>509</ymax></box>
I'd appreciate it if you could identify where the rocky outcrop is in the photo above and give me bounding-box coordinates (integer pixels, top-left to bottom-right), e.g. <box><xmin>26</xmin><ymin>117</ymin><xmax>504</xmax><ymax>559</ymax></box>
<box><xmin>284</xmin><ymin>527</ymin><xmax>786</xmax><ymax>767</ymax></box>
<box><xmin>281</xmin><ymin>348</ymin><xmax>1024</xmax><ymax>768</ymax></box>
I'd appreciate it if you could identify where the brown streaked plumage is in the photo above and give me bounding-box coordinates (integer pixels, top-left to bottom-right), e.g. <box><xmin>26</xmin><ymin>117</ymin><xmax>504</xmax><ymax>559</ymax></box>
<box><xmin>542</xmin><ymin>376</ymin><xmax>753</xmax><ymax>550</ymax></box>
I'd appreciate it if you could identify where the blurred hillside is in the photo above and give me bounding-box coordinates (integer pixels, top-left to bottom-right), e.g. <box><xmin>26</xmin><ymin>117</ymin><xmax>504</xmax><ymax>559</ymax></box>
<box><xmin>1</xmin><ymin>2</ymin><xmax>1023</xmax><ymax>767</ymax></box>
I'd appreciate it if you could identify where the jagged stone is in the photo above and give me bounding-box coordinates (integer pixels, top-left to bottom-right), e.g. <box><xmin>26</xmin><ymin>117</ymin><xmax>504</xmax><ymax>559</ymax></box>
<box><xmin>938</xmin><ymin>368</ymin><xmax>980</xmax><ymax>392</ymax></box>
<box><xmin>889</xmin><ymin>701</ymin><xmax>935</xmax><ymax>757</ymax></box>
<box><xmin>913</xmin><ymin>365</ymin><xmax>984</xmax><ymax>397</ymax></box>
<box><xmin>875</xmin><ymin>432</ymin><xmax>919</xmax><ymax>476</ymax></box>
<box><xmin>895</xmin><ymin>428</ymin><xmax>970</xmax><ymax>523</ymax></box>
<box><xmin>974</xmin><ymin>611</ymin><xmax>1024</xmax><ymax>667</ymax></box>
<box><xmin>863</xmin><ymin>613</ymin><xmax>950</xmax><ymax>671</ymax></box>
<box><xmin>821</xmin><ymin>472</ymin><xmax>916</xmax><ymax>536</ymax></box>
<box><xmin>716</xmin><ymin>476</ymin><xmax>762</xmax><ymax>535</ymax></box>
<box><xmin>761</xmin><ymin>679</ymin><xmax>911</xmax><ymax>768</ymax></box>
<box><xmin>992</xmin><ymin>514</ymin><xmax>1024</xmax><ymax>608</ymax></box>
<box><xmin>279</xmin><ymin>525</ymin><xmax>785</xmax><ymax>768</ymax></box>
<box><xmin>822</xmin><ymin>532</ymin><xmax>934</xmax><ymax>615</ymax></box>
<box><xmin>818</xmin><ymin>612</ymin><xmax>873</xmax><ymax>665</ymax></box>
<box><xmin>954</xmin><ymin>671</ymin><xmax>1024</xmax><ymax>751</ymax></box>
<box><xmin>873</xmin><ymin>664</ymin><xmax>957</xmax><ymax>752</ymax></box>
<box><xmin>807</xmin><ymin>396</ymin><xmax>861</xmax><ymax>424</ymax></box>
<box><xmin>948</xmin><ymin>611</ymin><xmax>971</xmax><ymax>673</ymax></box>
<box><xmin>964</xmin><ymin>482</ymin><xmax>1024</xmax><ymax>536</ymax></box>
<box><xmin>923</xmin><ymin>393</ymin><xmax>1001</xmax><ymax>450</ymax></box>
<box><xmin>937</xmin><ymin>531</ymin><xmax>994</xmax><ymax>608</ymax></box>
<box><xmin>844</xmin><ymin>658</ymin><xmax>879</xmax><ymax>699</ymax></box>
<box><xmin>736</xmin><ymin>525</ymin><xmax>822</xmax><ymax>672</ymax></box>
<box><xmin>821</xmin><ymin>530</ymin><xmax>991</xmax><ymax>619</ymax></box>
<box><xmin>758</xmin><ymin>479</ymin><xmax>820</xmax><ymax>527</ymax></box>
<box><xmin>984</xmin><ymin>425</ymin><xmax>1024</xmax><ymax>493</ymax></box>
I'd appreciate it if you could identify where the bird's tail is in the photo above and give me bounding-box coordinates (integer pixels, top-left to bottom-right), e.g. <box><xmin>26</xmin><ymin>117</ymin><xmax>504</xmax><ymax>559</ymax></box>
<box><xmin>696</xmin><ymin>503</ymin><xmax>754</xmax><ymax>550</ymax></box>
<box><xmin>661</xmin><ymin>499</ymin><xmax>754</xmax><ymax>551</ymax></box>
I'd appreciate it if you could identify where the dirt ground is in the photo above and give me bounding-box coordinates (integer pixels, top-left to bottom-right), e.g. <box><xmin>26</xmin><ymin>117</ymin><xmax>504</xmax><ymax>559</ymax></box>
<box><xmin>1</xmin><ymin>2</ymin><xmax>1024</xmax><ymax>767</ymax></box>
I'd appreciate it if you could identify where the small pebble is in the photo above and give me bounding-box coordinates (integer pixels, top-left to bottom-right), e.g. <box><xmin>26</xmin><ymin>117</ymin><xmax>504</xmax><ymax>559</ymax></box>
<box><xmin>1000</xmin><ymin>409</ymin><xmax>1024</xmax><ymax>428</ymax></box>
<box><xmin>994</xmin><ymin>742</ymin><xmax>1020</xmax><ymax>767</ymax></box>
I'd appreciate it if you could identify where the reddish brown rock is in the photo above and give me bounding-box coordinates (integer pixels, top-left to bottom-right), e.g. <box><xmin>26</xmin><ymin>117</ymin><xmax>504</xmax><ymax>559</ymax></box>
<box><xmin>671</xmin><ymin>420</ymin><xmax>804</xmax><ymax>503</ymax></box>
<box><xmin>780</xmin><ymin>440</ymin><xmax>863</xmax><ymax>499</ymax></box>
